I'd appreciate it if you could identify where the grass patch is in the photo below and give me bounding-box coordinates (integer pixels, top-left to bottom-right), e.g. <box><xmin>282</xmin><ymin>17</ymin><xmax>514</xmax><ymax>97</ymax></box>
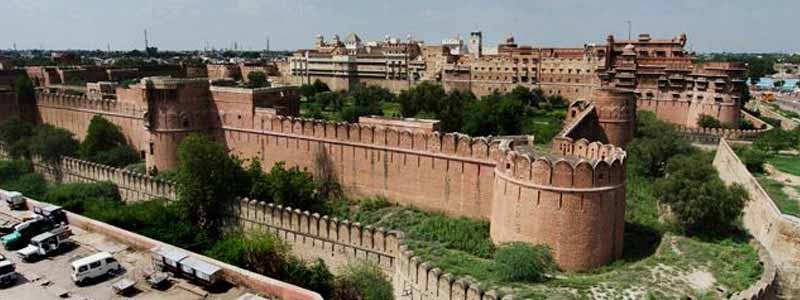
<box><xmin>340</xmin><ymin>174</ymin><xmax>762</xmax><ymax>299</ymax></box>
<box><xmin>755</xmin><ymin>175</ymin><xmax>800</xmax><ymax>217</ymax></box>
<box><xmin>767</xmin><ymin>154</ymin><xmax>800</xmax><ymax>177</ymax></box>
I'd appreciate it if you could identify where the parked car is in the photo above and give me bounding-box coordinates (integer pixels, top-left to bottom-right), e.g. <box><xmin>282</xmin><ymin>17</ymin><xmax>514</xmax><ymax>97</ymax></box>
<box><xmin>1</xmin><ymin>217</ymin><xmax>56</xmax><ymax>250</ymax></box>
<box><xmin>16</xmin><ymin>226</ymin><xmax>72</xmax><ymax>262</ymax></box>
<box><xmin>33</xmin><ymin>204</ymin><xmax>67</xmax><ymax>225</ymax></box>
<box><xmin>2</xmin><ymin>191</ymin><xmax>25</xmax><ymax>210</ymax></box>
<box><xmin>71</xmin><ymin>251</ymin><xmax>120</xmax><ymax>285</ymax></box>
<box><xmin>0</xmin><ymin>260</ymin><xmax>16</xmax><ymax>287</ymax></box>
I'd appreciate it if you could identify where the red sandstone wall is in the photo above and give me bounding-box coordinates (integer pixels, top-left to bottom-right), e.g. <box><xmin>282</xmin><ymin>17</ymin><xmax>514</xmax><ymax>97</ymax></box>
<box><xmin>490</xmin><ymin>139</ymin><xmax>626</xmax><ymax>270</ymax></box>
<box><xmin>34</xmin><ymin>92</ymin><xmax>148</xmax><ymax>153</ymax></box>
<box><xmin>217</xmin><ymin>116</ymin><xmax>498</xmax><ymax>220</ymax></box>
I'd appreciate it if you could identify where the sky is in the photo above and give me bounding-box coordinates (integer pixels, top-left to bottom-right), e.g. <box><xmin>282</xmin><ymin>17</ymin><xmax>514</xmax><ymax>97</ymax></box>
<box><xmin>1</xmin><ymin>0</ymin><xmax>797</xmax><ymax>53</ymax></box>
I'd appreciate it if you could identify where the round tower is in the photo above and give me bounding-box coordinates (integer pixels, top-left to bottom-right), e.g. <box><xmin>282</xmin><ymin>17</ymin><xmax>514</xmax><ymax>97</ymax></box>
<box><xmin>141</xmin><ymin>78</ymin><xmax>210</xmax><ymax>173</ymax></box>
<box><xmin>592</xmin><ymin>87</ymin><xmax>636</xmax><ymax>147</ymax></box>
<box><xmin>489</xmin><ymin>138</ymin><xmax>626</xmax><ymax>271</ymax></box>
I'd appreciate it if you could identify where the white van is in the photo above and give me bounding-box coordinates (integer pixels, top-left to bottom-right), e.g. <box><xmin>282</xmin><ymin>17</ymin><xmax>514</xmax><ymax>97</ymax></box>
<box><xmin>70</xmin><ymin>252</ymin><xmax>120</xmax><ymax>285</ymax></box>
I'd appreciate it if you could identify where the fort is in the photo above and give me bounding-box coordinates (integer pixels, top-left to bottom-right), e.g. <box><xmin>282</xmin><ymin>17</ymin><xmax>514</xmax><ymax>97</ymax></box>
<box><xmin>283</xmin><ymin>32</ymin><xmax>746</xmax><ymax>128</ymax></box>
<box><xmin>0</xmin><ymin>66</ymin><xmax>634</xmax><ymax>271</ymax></box>
<box><xmin>0</xmin><ymin>32</ymin><xmax>768</xmax><ymax>275</ymax></box>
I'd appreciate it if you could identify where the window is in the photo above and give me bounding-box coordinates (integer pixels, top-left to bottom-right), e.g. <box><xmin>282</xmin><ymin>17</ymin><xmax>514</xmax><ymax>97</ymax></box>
<box><xmin>79</xmin><ymin>266</ymin><xmax>88</xmax><ymax>272</ymax></box>
<box><xmin>105</xmin><ymin>258</ymin><xmax>117</xmax><ymax>264</ymax></box>
<box><xmin>89</xmin><ymin>261</ymin><xmax>101</xmax><ymax>269</ymax></box>
<box><xmin>149</xmin><ymin>143</ymin><xmax>155</xmax><ymax>155</ymax></box>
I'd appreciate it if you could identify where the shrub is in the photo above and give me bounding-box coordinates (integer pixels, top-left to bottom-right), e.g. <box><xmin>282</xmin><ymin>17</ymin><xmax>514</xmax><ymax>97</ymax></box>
<box><xmin>2</xmin><ymin>173</ymin><xmax>48</xmax><ymax>200</ymax></box>
<box><xmin>494</xmin><ymin>242</ymin><xmax>556</xmax><ymax>283</ymax></box>
<box><xmin>0</xmin><ymin>117</ymin><xmax>33</xmax><ymax>158</ymax></box>
<box><xmin>737</xmin><ymin>147</ymin><xmax>768</xmax><ymax>173</ymax></box>
<box><xmin>92</xmin><ymin>145</ymin><xmax>141</xmax><ymax>168</ymax></box>
<box><xmin>697</xmin><ymin>114</ymin><xmax>722</xmax><ymax>128</ymax></box>
<box><xmin>205</xmin><ymin>230</ymin><xmax>291</xmax><ymax>277</ymax></box>
<box><xmin>333</xmin><ymin>262</ymin><xmax>393</xmax><ymax>300</ymax></box>
<box><xmin>0</xmin><ymin>159</ymin><xmax>32</xmax><ymax>183</ymax></box>
<box><xmin>43</xmin><ymin>181</ymin><xmax>121</xmax><ymax>213</ymax></box>
<box><xmin>753</xmin><ymin>128</ymin><xmax>797</xmax><ymax>153</ymax></box>
<box><xmin>655</xmin><ymin>153</ymin><xmax>749</xmax><ymax>234</ymax></box>
<box><xmin>176</xmin><ymin>134</ymin><xmax>249</xmax><ymax>238</ymax></box>
<box><xmin>628</xmin><ymin>111</ymin><xmax>694</xmax><ymax>177</ymax></box>
<box><xmin>27</xmin><ymin>124</ymin><xmax>79</xmax><ymax>164</ymax></box>
<box><xmin>247</xmin><ymin>71</ymin><xmax>268</xmax><ymax>88</ymax></box>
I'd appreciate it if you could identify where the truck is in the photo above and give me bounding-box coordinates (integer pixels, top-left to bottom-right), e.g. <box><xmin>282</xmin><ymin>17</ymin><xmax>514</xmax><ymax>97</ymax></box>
<box><xmin>2</xmin><ymin>191</ymin><xmax>25</xmax><ymax>210</ymax></box>
<box><xmin>0</xmin><ymin>260</ymin><xmax>16</xmax><ymax>287</ymax></box>
<box><xmin>0</xmin><ymin>217</ymin><xmax>55</xmax><ymax>250</ymax></box>
<box><xmin>33</xmin><ymin>204</ymin><xmax>67</xmax><ymax>225</ymax></box>
<box><xmin>16</xmin><ymin>226</ymin><xmax>72</xmax><ymax>262</ymax></box>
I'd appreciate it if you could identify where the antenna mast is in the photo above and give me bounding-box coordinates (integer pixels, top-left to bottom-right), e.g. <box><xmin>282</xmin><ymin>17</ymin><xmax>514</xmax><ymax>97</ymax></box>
<box><xmin>144</xmin><ymin>29</ymin><xmax>149</xmax><ymax>50</ymax></box>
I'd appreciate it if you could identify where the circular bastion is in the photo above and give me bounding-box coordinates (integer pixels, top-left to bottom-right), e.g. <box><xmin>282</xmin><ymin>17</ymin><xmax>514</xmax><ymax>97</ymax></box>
<box><xmin>489</xmin><ymin>137</ymin><xmax>627</xmax><ymax>271</ymax></box>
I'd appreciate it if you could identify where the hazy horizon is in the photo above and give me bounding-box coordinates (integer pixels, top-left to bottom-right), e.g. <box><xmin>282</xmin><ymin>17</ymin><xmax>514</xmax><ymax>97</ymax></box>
<box><xmin>2</xmin><ymin>0</ymin><xmax>798</xmax><ymax>53</ymax></box>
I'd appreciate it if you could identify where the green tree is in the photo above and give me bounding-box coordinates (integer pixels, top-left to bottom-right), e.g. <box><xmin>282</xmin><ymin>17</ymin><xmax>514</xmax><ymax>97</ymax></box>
<box><xmin>205</xmin><ymin>230</ymin><xmax>291</xmax><ymax>277</ymax></box>
<box><xmin>437</xmin><ymin>90</ymin><xmax>474</xmax><ymax>132</ymax></box>
<box><xmin>627</xmin><ymin>111</ymin><xmax>694</xmax><ymax>177</ymax></box>
<box><xmin>737</xmin><ymin>147</ymin><xmax>767</xmax><ymax>173</ymax></box>
<box><xmin>774</xmin><ymin>79</ymin><xmax>785</xmax><ymax>89</ymax></box>
<box><xmin>80</xmin><ymin>115</ymin><xmax>127</xmax><ymax>159</ymax></box>
<box><xmin>655</xmin><ymin>153</ymin><xmax>749</xmax><ymax>234</ymax></box>
<box><xmin>0</xmin><ymin>117</ymin><xmax>33</xmax><ymax>158</ymax></box>
<box><xmin>494</xmin><ymin>242</ymin><xmax>556</xmax><ymax>283</ymax></box>
<box><xmin>14</xmin><ymin>76</ymin><xmax>35</xmax><ymax>104</ymax></box>
<box><xmin>697</xmin><ymin>114</ymin><xmax>722</xmax><ymax>129</ymax></box>
<box><xmin>175</xmin><ymin>134</ymin><xmax>248</xmax><ymax>238</ymax></box>
<box><xmin>333</xmin><ymin>262</ymin><xmax>394</xmax><ymax>300</ymax></box>
<box><xmin>397</xmin><ymin>81</ymin><xmax>446</xmax><ymax>117</ymax></box>
<box><xmin>247</xmin><ymin>71</ymin><xmax>268</xmax><ymax>88</ymax></box>
<box><xmin>753</xmin><ymin>128</ymin><xmax>797</xmax><ymax>154</ymax></box>
<box><xmin>312</xmin><ymin>79</ymin><xmax>330</xmax><ymax>94</ymax></box>
<box><xmin>92</xmin><ymin>145</ymin><xmax>141</xmax><ymax>167</ymax></box>
<box><xmin>314</xmin><ymin>91</ymin><xmax>345</xmax><ymax>111</ymax></box>
<box><xmin>508</xmin><ymin>86</ymin><xmax>533</xmax><ymax>106</ymax></box>
<box><xmin>28</xmin><ymin>124</ymin><xmax>79</xmax><ymax>164</ymax></box>
<box><xmin>265</xmin><ymin>162</ymin><xmax>319</xmax><ymax>211</ymax></box>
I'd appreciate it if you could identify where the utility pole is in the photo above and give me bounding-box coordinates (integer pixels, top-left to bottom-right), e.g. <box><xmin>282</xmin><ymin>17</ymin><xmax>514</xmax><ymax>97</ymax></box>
<box><xmin>144</xmin><ymin>29</ymin><xmax>149</xmax><ymax>50</ymax></box>
<box><xmin>626</xmin><ymin>20</ymin><xmax>632</xmax><ymax>40</ymax></box>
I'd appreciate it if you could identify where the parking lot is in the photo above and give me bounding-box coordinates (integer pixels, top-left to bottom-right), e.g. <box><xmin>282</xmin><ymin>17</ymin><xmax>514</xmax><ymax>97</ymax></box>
<box><xmin>0</xmin><ymin>206</ymin><xmax>259</xmax><ymax>300</ymax></box>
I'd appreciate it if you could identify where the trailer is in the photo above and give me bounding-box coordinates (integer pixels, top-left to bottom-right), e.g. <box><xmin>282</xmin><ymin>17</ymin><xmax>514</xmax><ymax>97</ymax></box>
<box><xmin>178</xmin><ymin>256</ymin><xmax>222</xmax><ymax>286</ymax></box>
<box><xmin>0</xmin><ymin>260</ymin><xmax>16</xmax><ymax>287</ymax></box>
<box><xmin>150</xmin><ymin>246</ymin><xmax>189</xmax><ymax>274</ymax></box>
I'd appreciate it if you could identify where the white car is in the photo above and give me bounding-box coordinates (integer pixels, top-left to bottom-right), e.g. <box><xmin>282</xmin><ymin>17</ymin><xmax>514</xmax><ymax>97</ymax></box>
<box><xmin>71</xmin><ymin>252</ymin><xmax>120</xmax><ymax>285</ymax></box>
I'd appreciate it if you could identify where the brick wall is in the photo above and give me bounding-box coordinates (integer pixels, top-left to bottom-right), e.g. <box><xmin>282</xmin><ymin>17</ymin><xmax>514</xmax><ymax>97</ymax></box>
<box><xmin>714</xmin><ymin>139</ymin><xmax>798</xmax><ymax>299</ymax></box>
<box><xmin>218</xmin><ymin>116</ymin><xmax>499</xmax><ymax>220</ymax></box>
<box><xmin>30</xmin><ymin>156</ymin><xmax>176</xmax><ymax>202</ymax></box>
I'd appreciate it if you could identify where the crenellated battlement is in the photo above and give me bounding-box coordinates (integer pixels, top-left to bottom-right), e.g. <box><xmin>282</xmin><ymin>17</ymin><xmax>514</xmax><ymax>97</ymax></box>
<box><xmin>228</xmin><ymin>197</ymin><xmax>509</xmax><ymax>300</ymax></box>
<box><xmin>497</xmin><ymin>138</ymin><xmax>626</xmax><ymax>190</ymax></box>
<box><xmin>255</xmin><ymin>115</ymin><xmax>503</xmax><ymax>162</ymax></box>
<box><xmin>29</xmin><ymin>155</ymin><xmax>177</xmax><ymax>202</ymax></box>
<box><xmin>35</xmin><ymin>91</ymin><xmax>145</xmax><ymax>117</ymax></box>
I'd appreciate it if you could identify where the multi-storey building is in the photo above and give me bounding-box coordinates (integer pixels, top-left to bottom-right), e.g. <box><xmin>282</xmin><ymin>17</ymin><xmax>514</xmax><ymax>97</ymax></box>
<box><xmin>279</xmin><ymin>32</ymin><xmax>746</xmax><ymax>128</ymax></box>
<box><xmin>288</xmin><ymin>33</ymin><xmax>426</xmax><ymax>91</ymax></box>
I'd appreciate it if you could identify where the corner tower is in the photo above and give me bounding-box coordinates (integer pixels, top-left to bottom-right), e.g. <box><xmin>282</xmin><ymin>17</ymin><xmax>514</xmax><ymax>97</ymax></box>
<box><xmin>140</xmin><ymin>77</ymin><xmax>211</xmax><ymax>173</ymax></box>
<box><xmin>592</xmin><ymin>87</ymin><xmax>636</xmax><ymax>147</ymax></box>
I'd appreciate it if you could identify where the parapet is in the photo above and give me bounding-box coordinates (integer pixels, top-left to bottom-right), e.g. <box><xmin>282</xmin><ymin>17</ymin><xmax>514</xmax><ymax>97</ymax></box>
<box><xmin>35</xmin><ymin>90</ymin><xmax>145</xmax><ymax>117</ymax></box>
<box><xmin>497</xmin><ymin>137</ymin><xmax>626</xmax><ymax>190</ymax></box>
<box><xmin>253</xmin><ymin>115</ymin><xmax>501</xmax><ymax>163</ymax></box>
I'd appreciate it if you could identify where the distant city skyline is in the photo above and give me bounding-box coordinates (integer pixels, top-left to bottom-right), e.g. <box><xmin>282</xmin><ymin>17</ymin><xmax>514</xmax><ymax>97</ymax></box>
<box><xmin>2</xmin><ymin>0</ymin><xmax>798</xmax><ymax>53</ymax></box>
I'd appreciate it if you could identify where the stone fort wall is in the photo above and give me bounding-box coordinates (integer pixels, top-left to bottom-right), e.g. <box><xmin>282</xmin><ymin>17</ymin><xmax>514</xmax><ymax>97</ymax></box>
<box><xmin>490</xmin><ymin>138</ymin><xmax>626</xmax><ymax>270</ymax></box>
<box><xmin>34</xmin><ymin>91</ymin><xmax>148</xmax><ymax>153</ymax></box>
<box><xmin>217</xmin><ymin>115</ymin><xmax>500</xmax><ymax>220</ymax></box>
<box><xmin>29</xmin><ymin>156</ymin><xmax>176</xmax><ymax>202</ymax></box>
<box><xmin>226</xmin><ymin>196</ymin><xmax>776</xmax><ymax>300</ymax></box>
<box><xmin>714</xmin><ymin>138</ymin><xmax>800</xmax><ymax>299</ymax></box>
<box><xmin>226</xmin><ymin>198</ymin><xmax>509</xmax><ymax>300</ymax></box>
